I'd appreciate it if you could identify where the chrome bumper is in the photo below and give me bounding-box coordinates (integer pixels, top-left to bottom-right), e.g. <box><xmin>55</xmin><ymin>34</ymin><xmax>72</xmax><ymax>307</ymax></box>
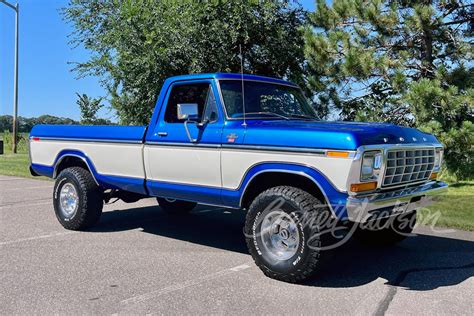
<box><xmin>346</xmin><ymin>181</ymin><xmax>448</xmax><ymax>223</ymax></box>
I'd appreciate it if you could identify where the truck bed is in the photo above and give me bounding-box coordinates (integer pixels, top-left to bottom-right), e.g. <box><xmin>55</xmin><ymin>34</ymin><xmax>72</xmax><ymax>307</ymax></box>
<box><xmin>29</xmin><ymin>124</ymin><xmax>148</xmax><ymax>195</ymax></box>
<box><xmin>30</xmin><ymin>125</ymin><xmax>147</xmax><ymax>143</ymax></box>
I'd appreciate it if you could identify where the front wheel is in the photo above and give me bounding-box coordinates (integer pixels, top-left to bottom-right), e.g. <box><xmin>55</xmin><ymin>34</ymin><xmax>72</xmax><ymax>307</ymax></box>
<box><xmin>244</xmin><ymin>186</ymin><xmax>333</xmax><ymax>283</ymax></box>
<box><xmin>53</xmin><ymin>167</ymin><xmax>103</xmax><ymax>231</ymax></box>
<box><xmin>156</xmin><ymin>198</ymin><xmax>196</xmax><ymax>214</ymax></box>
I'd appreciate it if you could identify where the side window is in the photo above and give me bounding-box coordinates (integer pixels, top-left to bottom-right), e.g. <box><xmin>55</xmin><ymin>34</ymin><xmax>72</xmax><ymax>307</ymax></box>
<box><xmin>202</xmin><ymin>87</ymin><xmax>218</xmax><ymax>123</ymax></box>
<box><xmin>164</xmin><ymin>83</ymin><xmax>211</xmax><ymax>123</ymax></box>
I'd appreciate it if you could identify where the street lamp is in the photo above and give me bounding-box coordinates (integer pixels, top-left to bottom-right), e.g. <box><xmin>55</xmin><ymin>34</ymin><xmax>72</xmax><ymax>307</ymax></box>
<box><xmin>1</xmin><ymin>0</ymin><xmax>19</xmax><ymax>154</ymax></box>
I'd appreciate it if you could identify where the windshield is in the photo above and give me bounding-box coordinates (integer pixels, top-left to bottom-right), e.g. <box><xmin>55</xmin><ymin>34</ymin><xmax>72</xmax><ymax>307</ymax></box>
<box><xmin>219</xmin><ymin>80</ymin><xmax>319</xmax><ymax>120</ymax></box>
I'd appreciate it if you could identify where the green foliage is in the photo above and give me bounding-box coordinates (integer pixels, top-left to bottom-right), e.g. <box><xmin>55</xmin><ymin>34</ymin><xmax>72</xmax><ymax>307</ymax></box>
<box><xmin>2</xmin><ymin>131</ymin><xmax>29</xmax><ymax>154</ymax></box>
<box><xmin>304</xmin><ymin>0</ymin><xmax>473</xmax><ymax>124</ymax></box>
<box><xmin>76</xmin><ymin>93</ymin><xmax>112</xmax><ymax>125</ymax></box>
<box><xmin>63</xmin><ymin>0</ymin><xmax>308</xmax><ymax>124</ymax></box>
<box><xmin>305</xmin><ymin>0</ymin><xmax>473</xmax><ymax>179</ymax></box>
<box><xmin>0</xmin><ymin>115</ymin><xmax>79</xmax><ymax>133</ymax></box>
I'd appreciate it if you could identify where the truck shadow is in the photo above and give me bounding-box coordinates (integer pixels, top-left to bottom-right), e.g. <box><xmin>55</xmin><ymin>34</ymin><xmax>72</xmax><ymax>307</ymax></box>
<box><xmin>91</xmin><ymin>204</ymin><xmax>474</xmax><ymax>291</ymax></box>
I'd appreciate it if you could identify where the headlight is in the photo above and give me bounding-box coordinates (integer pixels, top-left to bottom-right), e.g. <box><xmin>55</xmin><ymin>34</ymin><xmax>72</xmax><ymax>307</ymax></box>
<box><xmin>434</xmin><ymin>148</ymin><xmax>443</xmax><ymax>170</ymax></box>
<box><xmin>360</xmin><ymin>151</ymin><xmax>382</xmax><ymax>181</ymax></box>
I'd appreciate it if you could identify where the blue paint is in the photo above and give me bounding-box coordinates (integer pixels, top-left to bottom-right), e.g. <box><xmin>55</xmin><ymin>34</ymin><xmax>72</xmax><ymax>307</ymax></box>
<box><xmin>147</xmin><ymin>79</ymin><xmax>225</xmax><ymax>145</ymax></box>
<box><xmin>30</xmin><ymin>73</ymin><xmax>443</xmax><ymax>221</ymax></box>
<box><xmin>222</xmin><ymin>162</ymin><xmax>349</xmax><ymax>218</ymax></box>
<box><xmin>30</xmin><ymin>163</ymin><xmax>54</xmax><ymax>178</ymax></box>
<box><xmin>147</xmin><ymin>162</ymin><xmax>349</xmax><ymax>219</ymax></box>
<box><xmin>30</xmin><ymin>125</ymin><xmax>147</xmax><ymax>143</ymax></box>
<box><xmin>241</xmin><ymin>120</ymin><xmax>439</xmax><ymax>151</ymax></box>
<box><xmin>147</xmin><ymin>180</ymin><xmax>223</xmax><ymax>206</ymax></box>
<box><xmin>48</xmin><ymin>150</ymin><xmax>148</xmax><ymax>195</ymax></box>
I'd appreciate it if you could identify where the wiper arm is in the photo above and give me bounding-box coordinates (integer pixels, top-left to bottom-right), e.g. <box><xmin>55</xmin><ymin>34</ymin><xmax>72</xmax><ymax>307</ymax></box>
<box><xmin>243</xmin><ymin>112</ymin><xmax>290</xmax><ymax>120</ymax></box>
<box><xmin>288</xmin><ymin>114</ymin><xmax>318</xmax><ymax>121</ymax></box>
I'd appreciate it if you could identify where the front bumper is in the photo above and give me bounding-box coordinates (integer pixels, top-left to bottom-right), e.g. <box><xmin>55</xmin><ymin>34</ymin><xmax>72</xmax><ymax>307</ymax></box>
<box><xmin>346</xmin><ymin>181</ymin><xmax>448</xmax><ymax>223</ymax></box>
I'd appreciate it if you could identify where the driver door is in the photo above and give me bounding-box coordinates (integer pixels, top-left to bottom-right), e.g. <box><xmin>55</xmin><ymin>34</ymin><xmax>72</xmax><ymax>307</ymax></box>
<box><xmin>144</xmin><ymin>80</ymin><xmax>224</xmax><ymax>204</ymax></box>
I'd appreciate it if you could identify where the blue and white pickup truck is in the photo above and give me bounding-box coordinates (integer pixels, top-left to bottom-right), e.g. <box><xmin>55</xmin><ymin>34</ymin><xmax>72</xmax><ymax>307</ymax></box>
<box><xmin>30</xmin><ymin>73</ymin><xmax>448</xmax><ymax>282</ymax></box>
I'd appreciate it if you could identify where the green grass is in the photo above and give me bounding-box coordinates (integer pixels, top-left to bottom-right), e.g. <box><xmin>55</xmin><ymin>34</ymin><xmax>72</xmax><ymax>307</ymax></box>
<box><xmin>418</xmin><ymin>182</ymin><xmax>474</xmax><ymax>231</ymax></box>
<box><xmin>1</xmin><ymin>132</ymin><xmax>36</xmax><ymax>179</ymax></box>
<box><xmin>0</xmin><ymin>153</ymin><xmax>33</xmax><ymax>178</ymax></box>
<box><xmin>1</xmin><ymin>133</ymin><xmax>473</xmax><ymax>230</ymax></box>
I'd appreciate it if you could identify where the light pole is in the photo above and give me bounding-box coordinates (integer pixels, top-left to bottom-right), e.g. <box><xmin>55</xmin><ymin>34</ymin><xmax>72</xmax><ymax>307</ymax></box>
<box><xmin>1</xmin><ymin>0</ymin><xmax>19</xmax><ymax>154</ymax></box>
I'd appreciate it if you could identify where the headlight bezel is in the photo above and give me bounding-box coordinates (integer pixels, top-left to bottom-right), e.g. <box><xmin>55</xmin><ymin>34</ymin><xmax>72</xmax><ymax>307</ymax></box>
<box><xmin>360</xmin><ymin>150</ymin><xmax>383</xmax><ymax>182</ymax></box>
<box><xmin>434</xmin><ymin>148</ymin><xmax>443</xmax><ymax>170</ymax></box>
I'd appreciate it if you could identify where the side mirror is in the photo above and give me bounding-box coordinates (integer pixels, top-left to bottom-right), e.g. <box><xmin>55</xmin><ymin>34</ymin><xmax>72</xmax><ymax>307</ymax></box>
<box><xmin>177</xmin><ymin>103</ymin><xmax>199</xmax><ymax>121</ymax></box>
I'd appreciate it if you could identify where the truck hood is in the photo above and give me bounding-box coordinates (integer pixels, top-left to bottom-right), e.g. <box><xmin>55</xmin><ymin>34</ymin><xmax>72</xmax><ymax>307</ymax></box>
<box><xmin>242</xmin><ymin>120</ymin><xmax>440</xmax><ymax>151</ymax></box>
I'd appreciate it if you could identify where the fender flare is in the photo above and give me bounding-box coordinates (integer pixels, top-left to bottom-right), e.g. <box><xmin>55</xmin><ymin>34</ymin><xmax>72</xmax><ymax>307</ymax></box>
<box><xmin>53</xmin><ymin>150</ymin><xmax>100</xmax><ymax>185</ymax></box>
<box><xmin>231</xmin><ymin>162</ymin><xmax>349</xmax><ymax>219</ymax></box>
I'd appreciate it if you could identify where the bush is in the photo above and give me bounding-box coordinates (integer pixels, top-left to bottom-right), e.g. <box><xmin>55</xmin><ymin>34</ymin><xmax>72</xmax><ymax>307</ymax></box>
<box><xmin>2</xmin><ymin>131</ymin><xmax>29</xmax><ymax>154</ymax></box>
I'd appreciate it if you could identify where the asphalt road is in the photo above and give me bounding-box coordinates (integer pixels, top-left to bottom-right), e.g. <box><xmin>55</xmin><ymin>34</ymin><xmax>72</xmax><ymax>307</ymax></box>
<box><xmin>1</xmin><ymin>175</ymin><xmax>473</xmax><ymax>315</ymax></box>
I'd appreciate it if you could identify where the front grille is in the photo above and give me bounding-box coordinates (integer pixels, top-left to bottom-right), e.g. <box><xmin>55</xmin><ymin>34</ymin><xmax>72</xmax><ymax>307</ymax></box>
<box><xmin>382</xmin><ymin>148</ymin><xmax>435</xmax><ymax>187</ymax></box>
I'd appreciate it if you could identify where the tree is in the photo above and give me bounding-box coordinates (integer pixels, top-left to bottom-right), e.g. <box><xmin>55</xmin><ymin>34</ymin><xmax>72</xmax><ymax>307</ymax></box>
<box><xmin>305</xmin><ymin>0</ymin><xmax>473</xmax><ymax>179</ymax></box>
<box><xmin>63</xmin><ymin>0</ymin><xmax>308</xmax><ymax>124</ymax></box>
<box><xmin>76</xmin><ymin>93</ymin><xmax>111</xmax><ymax>125</ymax></box>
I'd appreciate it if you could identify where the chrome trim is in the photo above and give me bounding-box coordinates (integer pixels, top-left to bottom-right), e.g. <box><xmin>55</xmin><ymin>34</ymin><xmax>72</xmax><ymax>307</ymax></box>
<box><xmin>145</xmin><ymin>141</ymin><xmax>356</xmax><ymax>157</ymax></box>
<box><xmin>382</xmin><ymin>148</ymin><xmax>435</xmax><ymax>187</ymax></box>
<box><xmin>346</xmin><ymin>180</ymin><xmax>448</xmax><ymax>223</ymax></box>
<box><xmin>30</xmin><ymin>136</ymin><xmax>143</xmax><ymax>144</ymax></box>
<box><xmin>145</xmin><ymin>141</ymin><xmax>222</xmax><ymax>149</ymax></box>
<box><xmin>216</xmin><ymin>79</ymin><xmax>308</xmax><ymax>121</ymax></box>
<box><xmin>222</xmin><ymin>144</ymin><xmax>328</xmax><ymax>156</ymax></box>
<box><xmin>347</xmin><ymin>143</ymin><xmax>444</xmax><ymax>195</ymax></box>
<box><xmin>53</xmin><ymin>154</ymin><xmax>100</xmax><ymax>186</ymax></box>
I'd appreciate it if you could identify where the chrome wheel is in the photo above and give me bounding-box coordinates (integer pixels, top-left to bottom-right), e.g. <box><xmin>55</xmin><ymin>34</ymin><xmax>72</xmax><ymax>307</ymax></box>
<box><xmin>260</xmin><ymin>211</ymin><xmax>300</xmax><ymax>261</ymax></box>
<box><xmin>59</xmin><ymin>183</ymin><xmax>79</xmax><ymax>219</ymax></box>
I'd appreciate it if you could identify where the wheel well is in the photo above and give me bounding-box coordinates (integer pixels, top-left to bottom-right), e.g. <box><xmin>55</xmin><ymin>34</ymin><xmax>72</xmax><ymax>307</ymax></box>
<box><xmin>54</xmin><ymin>156</ymin><xmax>90</xmax><ymax>178</ymax></box>
<box><xmin>241</xmin><ymin>172</ymin><xmax>328</xmax><ymax>209</ymax></box>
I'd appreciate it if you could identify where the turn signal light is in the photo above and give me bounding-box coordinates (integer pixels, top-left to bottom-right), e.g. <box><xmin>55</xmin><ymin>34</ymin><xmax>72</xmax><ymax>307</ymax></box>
<box><xmin>327</xmin><ymin>151</ymin><xmax>350</xmax><ymax>158</ymax></box>
<box><xmin>429</xmin><ymin>172</ymin><xmax>438</xmax><ymax>180</ymax></box>
<box><xmin>350</xmin><ymin>181</ymin><xmax>377</xmax><ymax>192</ymax></box>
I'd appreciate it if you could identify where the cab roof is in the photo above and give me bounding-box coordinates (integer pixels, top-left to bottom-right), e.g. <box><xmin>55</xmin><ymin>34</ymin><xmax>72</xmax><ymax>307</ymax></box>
<box><xmin>165</xmin><ymin>73</ymin><xmax>298</xmax><ymax>87</ymax></box>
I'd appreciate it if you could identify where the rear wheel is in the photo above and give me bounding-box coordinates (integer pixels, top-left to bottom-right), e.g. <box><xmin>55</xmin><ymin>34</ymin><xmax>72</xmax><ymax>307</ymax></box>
<box><xmin>244</xmin><ymin>186</ymin><xmax>333</xmax><ymax>283</ymax></box>
<box><xmin>156</xmin><ymin>198</ymin><xmax>196</xmax><ymax>214</ymax></box>
<box><xmin>354</xmin><ymin>211</ymin><xmax>417</xmax><ymax>246</ymax></box>
<box><xmin>53</xmin><ymin>167</ymin><xmax>103</xmax><ymax>230</ymax></box>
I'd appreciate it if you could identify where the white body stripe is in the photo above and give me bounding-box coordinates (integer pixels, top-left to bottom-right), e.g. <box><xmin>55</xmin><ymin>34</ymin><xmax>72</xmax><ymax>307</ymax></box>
<box><xmin>221</xmin><ymin>149</ymin><xmax>351</xmax><ymax>191</ymax></box>
<box><xmin>144</xmin><ymin>145</ymin><xmax>222</xmax><ymax>187</ymax></box>
<box><xmin>30</xmin><ymin>140</ymin><xmax>145</xmax><ymax>179</ymax></box>
<box><xmin>32</xmin><ymin>141</ymin><xmax>352</xmax><ymax>192</ymax></box>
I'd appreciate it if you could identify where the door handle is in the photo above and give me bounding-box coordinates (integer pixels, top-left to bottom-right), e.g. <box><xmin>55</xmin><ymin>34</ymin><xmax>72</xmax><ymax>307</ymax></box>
<box><xmin>157</xmin><ymin>132</ymin><xmax>168</xmax><ymax>137</ymax></box>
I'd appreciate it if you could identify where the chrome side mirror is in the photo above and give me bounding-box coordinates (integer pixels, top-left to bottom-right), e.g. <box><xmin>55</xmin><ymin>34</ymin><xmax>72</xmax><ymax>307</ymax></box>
<box><xmin>177</xmin><ymin>103</ymin><xmax>202</xmax><ymax>143</ymax></box>
<box><xmin>177</xmin><ymin>103</ymin><xmax>199</xmax><ymax>121</ymax></box>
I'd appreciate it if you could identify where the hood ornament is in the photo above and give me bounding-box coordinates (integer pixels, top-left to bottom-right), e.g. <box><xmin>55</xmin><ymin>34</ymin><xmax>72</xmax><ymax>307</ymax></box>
<box><xmin>412</xmin><ymin>137</ymin><xmax>417</xmax><ymax>141</ymax></box>
<box><xmin>399</xmin><ymin>137</ymin><xmax>405</xmax><ymax>142</ymax></box>
<box><xmin>383</xmin><ymin>137</ymin><xmax>388</xmax><ymax>143</ymax></box>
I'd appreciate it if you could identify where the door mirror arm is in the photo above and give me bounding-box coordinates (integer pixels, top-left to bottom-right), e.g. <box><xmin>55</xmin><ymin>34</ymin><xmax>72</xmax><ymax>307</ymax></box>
<box><xmin>184</xmin><ymin>118</ymin><xmax>207</xmax><ymax>143</ymax></box>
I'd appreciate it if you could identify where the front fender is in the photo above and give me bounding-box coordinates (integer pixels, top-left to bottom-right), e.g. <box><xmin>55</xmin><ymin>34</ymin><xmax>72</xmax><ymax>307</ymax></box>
<box><xmin>222</xmin><ymin>162</ymin><xmax>349</xmax><ymax>219</ymax></box>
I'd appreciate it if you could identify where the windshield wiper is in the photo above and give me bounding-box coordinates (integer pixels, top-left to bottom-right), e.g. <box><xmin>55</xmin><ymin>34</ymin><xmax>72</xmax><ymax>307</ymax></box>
<box><xmin>243</xmin><ymin>112</ymin><xmax>290</xmax><ymax>120</ymax></box>
<box><xmin>288</xmin><ymin>114</ymin><xmax>318</xmax><ymax>120</ymax></box>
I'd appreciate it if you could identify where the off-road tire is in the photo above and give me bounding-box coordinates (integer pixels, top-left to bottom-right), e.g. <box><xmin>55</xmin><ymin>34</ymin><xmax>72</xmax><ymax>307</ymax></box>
<box><xmin>157</xmin><ymin>198</ymin><xmax>197</xmax><ymax>214</ymax></box>
<box><xmin>53</xmin><ymin>167</ymin><xmax>103</xmax><ymax>230</ymax></box>
<box><xmin>244</xmin><ymin>186</ymin><xmax>333</xmax><ymax>283</ymax></box>
<box><xmin>354</xmin><ymin>211</ymin><xmax>417</xmax><ymax>246</ymax></box>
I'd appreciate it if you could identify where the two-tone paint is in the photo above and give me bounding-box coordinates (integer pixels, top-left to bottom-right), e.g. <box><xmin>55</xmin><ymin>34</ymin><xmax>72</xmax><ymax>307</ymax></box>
<box><xmin>29</xmin><ymin>73</ymin><xmax>447</xmax><ymax>222</ymax></box>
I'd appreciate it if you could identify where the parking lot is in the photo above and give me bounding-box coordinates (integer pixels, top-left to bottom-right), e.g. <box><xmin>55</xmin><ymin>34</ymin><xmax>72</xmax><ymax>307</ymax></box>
<box><xmin>1</xmin><ymin>175</ymin><xmax>473</xmax><ymax>314</ymax></box>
